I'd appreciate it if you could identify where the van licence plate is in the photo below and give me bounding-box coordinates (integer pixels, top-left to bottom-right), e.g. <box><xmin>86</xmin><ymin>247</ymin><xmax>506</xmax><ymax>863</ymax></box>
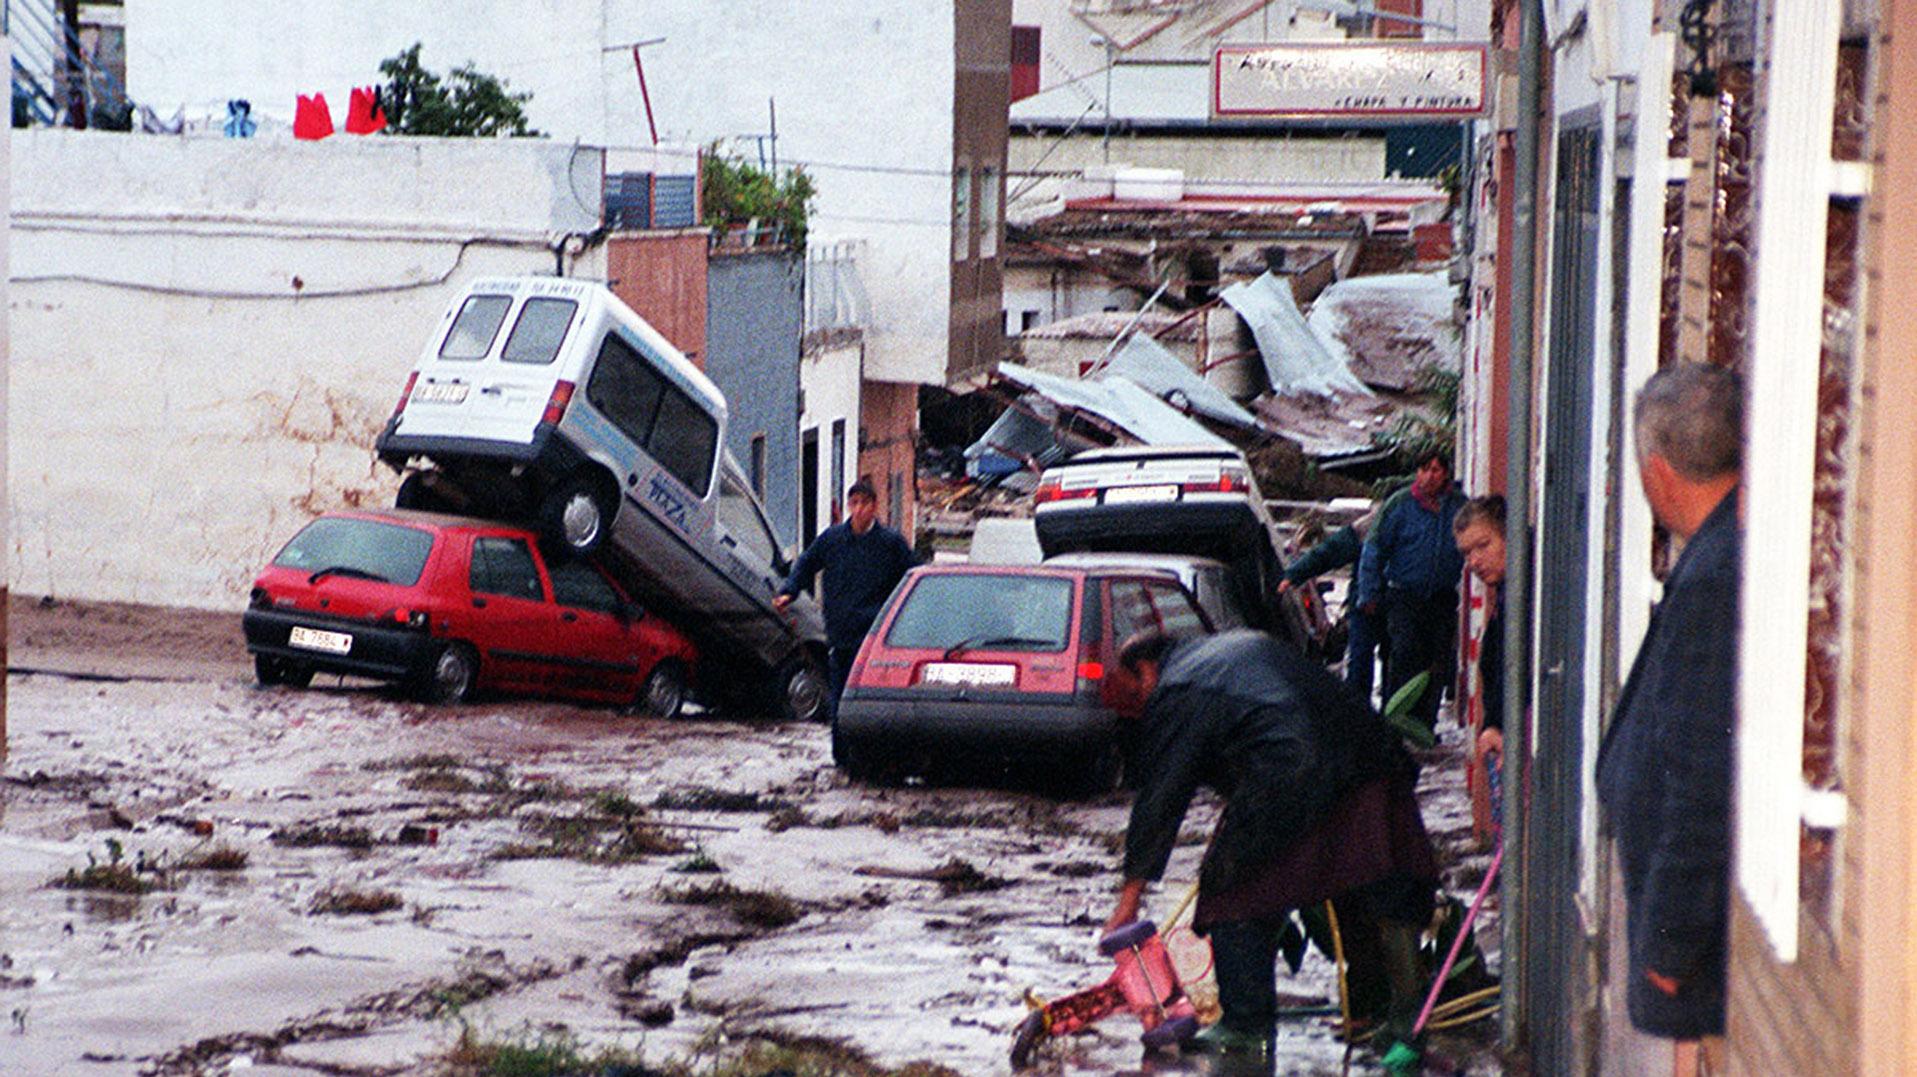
<box><xmin>1103</xmin><ymin>484</ymin><xmax>1179</xmax><ymax>505</ymax></box>
<box><xmin>288</xmin><ymin>626</ymin><xmax>353</xmax><ymax>655</ymax></box>
<box><xmin>921</xmin><ymin>662</ymin><xmax>1016</xmax><ymax>687</ymax></box>
<box><xmin>412</xmin><ymin>382</ymin><xmax>469</xmax><ymax>404</ymax></box>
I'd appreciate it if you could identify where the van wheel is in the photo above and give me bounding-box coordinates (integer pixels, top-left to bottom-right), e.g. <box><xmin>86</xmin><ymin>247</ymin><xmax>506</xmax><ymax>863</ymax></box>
<box><xmin>395</xmin><ymin>471</ymin><xmax>451</xmax><ymax>513</ymax></box>
<box><xmin>635</xmin><ymin>661</ymin><xmax>687</xmax><ymax>719</ymax></box>
<box><xmin>540</xmin><ymin>474</ymin><xmax>614</xmax><ymax>556</ymax></box>
<box><xmin>775</xmin><ymin>658</ymin><xmax>827</xmax><ymax>724</ymax></box>
<box><xmin>415</xmin><ymin>643</ymin><xmax>478</xmax><ymax>705</ymax></box>
<box><xmin>255</xmin><ymin>654</ymin><xmax>314</xmax><ymax>689</ymax></box>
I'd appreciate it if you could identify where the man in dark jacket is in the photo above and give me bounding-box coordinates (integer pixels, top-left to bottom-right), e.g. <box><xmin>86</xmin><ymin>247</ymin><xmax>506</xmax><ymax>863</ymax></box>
<box><xmin>1357</xmin><ymin>449</ymin><xmax>1465</xmax><ymax>724</ymax></box>
<box><xmin>774</xmin><ymin>479</ymin><xmax>917</xmax><ymax>719</ymax></box>
<box><xmin>1281</xmin><ymin>486</ymin><xmax>1408</xmax><ymax>696</ymax></box>
<box><xmin>1104</xmin><ymin>629</ymin><xmax>1438</xmax><ymax>1055</ymax></box>
<box><xmin>1595</xmin><ymin>363</ymin><xmax>1741</xmax><ymax>1075</ymax></box>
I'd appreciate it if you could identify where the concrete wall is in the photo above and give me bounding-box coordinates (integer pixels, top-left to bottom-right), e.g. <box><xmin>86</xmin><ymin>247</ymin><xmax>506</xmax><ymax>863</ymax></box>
<box><xmin>705</xmin><ymin>250</ymin><xmax>804</xmax><ymax>547</ymax></box>
<box><xmin>1008</xmin><ymin>133</ymin><xmax>1390</xmax><ymax>221</ymax></box>
<box><xmin>125</xmin><ymin>0</ymin><xmax>610</xmax><ymax>140</ymax></box>
<box><xmin>9</xmin><ymin>129</ymin><xmax>604</xmax><ymax>609</ymax></box>
<box><xmin>126</xmin><ymin>0</ymin><xmax>967</xmax><ymax>387</ymax></box>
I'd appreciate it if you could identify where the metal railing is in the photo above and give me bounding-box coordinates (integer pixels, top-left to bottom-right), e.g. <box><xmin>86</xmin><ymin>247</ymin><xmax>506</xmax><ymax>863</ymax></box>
<box><xmin>7</xmin><ymin>0</ymin><xmax>132</xmax><ymax>128</ymax></box>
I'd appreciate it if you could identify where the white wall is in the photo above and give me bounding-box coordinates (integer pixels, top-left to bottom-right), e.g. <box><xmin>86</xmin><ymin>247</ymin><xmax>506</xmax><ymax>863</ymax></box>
<box><xmin>1008</xmin><ymin>132</ymin><xmax>1389</xmax><ymax>221</ymax></box>
<box><xmin>125</xmin><ymin>0</ymin><xmax>608</xmax><ymax>140</ymax></box>
<box><xmin>126</xmin><ymin>0</ymin><xmax>961</xmax><ymax>387</ymax></box>
<box><xmin>9</xmin><ymin>130</ymin><xmax>605</xmax><ymax>610</ymax></box>
<box><xmin>799</xmin><ymin>339</ymin><xmax>864</xmax><ymax>540</ymax></box>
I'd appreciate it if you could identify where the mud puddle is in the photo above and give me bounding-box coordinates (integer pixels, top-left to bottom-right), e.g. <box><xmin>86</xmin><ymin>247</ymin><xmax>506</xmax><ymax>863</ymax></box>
<box><xmin>0</xmin><ymin>600</ymin><xmax>1501</xmax><ymax>1075</ymax></box>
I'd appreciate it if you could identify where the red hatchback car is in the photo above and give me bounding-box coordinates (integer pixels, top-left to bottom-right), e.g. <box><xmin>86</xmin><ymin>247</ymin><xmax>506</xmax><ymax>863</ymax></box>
<box><xmin>832</xmin><ymin>563</ymin><xmax>1215</xmax><ymax>789</ymax></box>
<box><xmin>242</xmin><ymin>509</ymin><xmax>697</xmax><ymax>713</ymax></box>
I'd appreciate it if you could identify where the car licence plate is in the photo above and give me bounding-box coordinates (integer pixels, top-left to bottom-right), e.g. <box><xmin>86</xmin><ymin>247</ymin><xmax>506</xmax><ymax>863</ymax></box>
<box><xmin>288</xmin><ymin>626</ymin><xmax>353</xmax><ymax>655</ymax></box>
<box><xmin>921</xmin><ymin>662</ymin><xmax>1016</xmax><ymax>687</ymax></box>
<box><xmin>411</xmin><ymin>381</ymin><xmax>469</xmax><ymax>404</ymax></box>
<box><xmin>1102</xmin><ymin>483</ymin><xmax>1179</xmax><ymax>505</ymax></box>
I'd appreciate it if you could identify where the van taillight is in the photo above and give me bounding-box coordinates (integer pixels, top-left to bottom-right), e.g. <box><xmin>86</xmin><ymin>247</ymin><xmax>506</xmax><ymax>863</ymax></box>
<box><xmin>1076</xmin><ymin>661</ymin><xmax>1105</xmax><ymax>680</ymax></box>
<box><xmin>392</xmin><ymin>372</ymin><xmax>419</xmax><ymax>418</ymax></box>
<box><xmin>1035</xmin><ymin>480</ymin><xmax>1095</xmax><ymax>505</ymax></box>
<box><xmin>541</xmin><ymin>380</ymin><xmax>576</xmax><ymax>426</ymax></box>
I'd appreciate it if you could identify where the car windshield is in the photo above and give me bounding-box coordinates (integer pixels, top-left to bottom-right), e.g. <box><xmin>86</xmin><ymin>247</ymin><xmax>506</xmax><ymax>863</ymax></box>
<box><xmin>885</xmin><ymin>574</ymin><xmax>1073</xmax><ymax>653</ymax></box>
<box><xmin>272</xmin><ymin>518</ymin><xmax>435</xmax><ymax>586</ymax></box>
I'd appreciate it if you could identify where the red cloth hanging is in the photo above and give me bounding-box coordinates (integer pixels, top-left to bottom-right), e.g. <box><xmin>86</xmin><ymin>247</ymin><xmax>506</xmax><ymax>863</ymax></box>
<box><xmin>345</xmin><ymin>86</ymin><xmax>387</xmax><ymax>135</ymax></box>
<box><xmin>293</xmin><ymin>93</ymin><xmax>334</xmax><ymax>139</ymax></box>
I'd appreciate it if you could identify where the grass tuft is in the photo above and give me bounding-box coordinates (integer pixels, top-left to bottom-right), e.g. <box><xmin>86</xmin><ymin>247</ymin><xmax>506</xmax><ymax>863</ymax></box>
<box><xmin>309</xmin><ymin>885</ymin><xmax>404</xmax><ymax>916</ymax></box>
<box><xmin>657</xmin><ymin>880</ymin><xmax>803</xmax><ymax>930</ymax></box>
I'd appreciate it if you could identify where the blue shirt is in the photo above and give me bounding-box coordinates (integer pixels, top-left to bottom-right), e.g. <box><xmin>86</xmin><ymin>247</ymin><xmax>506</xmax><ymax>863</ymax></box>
<box><xmin>1355</xmin><ymin>483</ymin><xmax>1465</xmax><ymax>606</ymax></box>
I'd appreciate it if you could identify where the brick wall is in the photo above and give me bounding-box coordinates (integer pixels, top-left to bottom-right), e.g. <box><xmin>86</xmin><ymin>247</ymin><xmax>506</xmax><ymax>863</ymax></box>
<box><xmin>858</xmin><ymin>381</ymin><xmax>920</xmax><ymax>543</ymax></box>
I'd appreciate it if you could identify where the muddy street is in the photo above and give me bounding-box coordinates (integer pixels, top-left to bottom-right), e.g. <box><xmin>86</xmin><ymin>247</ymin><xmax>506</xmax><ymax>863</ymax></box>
<box><xmin>0</xmin><ymin>599</ymin><xmax>1499</xmax><ymax>1075</ymax></box>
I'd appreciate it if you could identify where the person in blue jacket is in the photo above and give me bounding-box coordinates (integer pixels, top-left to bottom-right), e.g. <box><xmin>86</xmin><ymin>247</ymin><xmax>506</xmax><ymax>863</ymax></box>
<box><xmin>1356</xmin><ymin>449</ymin><xmax>1465</xmax><ymax>725</ymax></box>
<box><xmin>1595</xmin><ymin>363</ymin><xmax>1741</xmax><ymax>1075</ymax></box>
<box><xmin>1281</xmin><ymin>486</ymin><xmax>1408</xmax><ymax>696</ymax></box>
<box><xmin>774</xmin><ymin>479</ymin><xmax>918</xmax><ymax>720</ymax></box>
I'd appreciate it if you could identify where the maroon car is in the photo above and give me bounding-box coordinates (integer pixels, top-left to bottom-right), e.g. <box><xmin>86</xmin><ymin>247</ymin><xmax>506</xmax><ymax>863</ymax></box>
<box><xmin>243</xmin><ymin>509</ymin><xmax>698</xmax><ymax>714</ymax></box>
<box><xmin>832</xmin><ymin>562</ymin><xmax>1215</xmax><ymax>790</ymax></box>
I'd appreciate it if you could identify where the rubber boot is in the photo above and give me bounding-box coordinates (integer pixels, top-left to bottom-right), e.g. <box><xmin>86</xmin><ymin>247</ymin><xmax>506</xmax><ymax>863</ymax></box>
<box><xmin>1374</xmin><ymin>918</ymin><xmax>1425</xmax><ymax>1058</ymax></box>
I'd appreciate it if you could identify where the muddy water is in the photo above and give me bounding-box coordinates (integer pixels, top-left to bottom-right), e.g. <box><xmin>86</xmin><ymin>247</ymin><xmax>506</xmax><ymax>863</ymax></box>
<box><xmin>0</xmin><ymin>609</ymin><xmax>1501</xmax><ymax>1076</ymax></box>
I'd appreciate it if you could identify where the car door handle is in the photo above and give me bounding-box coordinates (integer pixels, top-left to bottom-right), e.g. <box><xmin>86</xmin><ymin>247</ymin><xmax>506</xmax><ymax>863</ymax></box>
<box><xmin>561</xmin><ymin>611</ymin><xmax>578</xmax><ymax>623</ymax></box>
<box><xmin>721</xmin><ymin>535</ymin><xmax>737</xmax><ymax>548</ymax></box>
<box><xmin>472</xmin><ymin>598</ymin><xmax>488</xmax><ymax>608</ymax></box>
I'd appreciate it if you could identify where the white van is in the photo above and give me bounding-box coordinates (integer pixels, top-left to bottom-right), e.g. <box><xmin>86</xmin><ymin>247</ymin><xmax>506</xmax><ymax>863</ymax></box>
<box><xmin>375</xmin><ymin>276</ymin><xmax>828</xmax><ymax>720</ymax></box>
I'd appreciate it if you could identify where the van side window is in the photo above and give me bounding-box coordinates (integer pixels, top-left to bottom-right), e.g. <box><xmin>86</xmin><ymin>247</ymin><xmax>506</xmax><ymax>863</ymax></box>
<box><xmin>548</xmin><ymin>557</ymin><xmax>623</xmax><ymax>614</ymax></box>
<box><xmin>717</xmin><ymin>469</ymin><xmax>778</xmax><ymax>569</ymax></box>
<box><xmin>650</xmin><ymin>385</ymin><xmax>719</xmax><ymax>497</ymax></box>
<box><xmin>585</xmin><ymin>334</ymin><xmax>666</xmax><ymax>446</ymax></box>
<box><xmin>440</xmin><ymin>295</ymin><xmax>512</xmax><ymax>360</ymax></box>
<box><xmin>470</xmin><ymin>537</ymin><xmax>544</xmax><ymax>601</ymax></box>
<box><xmin>500</xmin><ymin>298</ymin><xmax>578</xmax><ymax>364</ymax></box>
<box><xmin>1108</xmin><ymin>580</ymin><xmax>1159</xmax><ymax>641</ymax></box>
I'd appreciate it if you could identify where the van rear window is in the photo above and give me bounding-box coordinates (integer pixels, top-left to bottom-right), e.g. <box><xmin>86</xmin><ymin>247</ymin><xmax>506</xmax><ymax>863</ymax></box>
<box><xmin>501</xmin><ymin>298</ymin><xmax>578</xmax><ymax>364</ymax></box>
<box><xmin>272</xmin><ymin>517</ymin><xmax>435</xmax><ymax>586</ymax></box>
<box><xmin>440</xmin><ymin>295</ymin><xmax>512</xmax><ymax>360</ymax></box>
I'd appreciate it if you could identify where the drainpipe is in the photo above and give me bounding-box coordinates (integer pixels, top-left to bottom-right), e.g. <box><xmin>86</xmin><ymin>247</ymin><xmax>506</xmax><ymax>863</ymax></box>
<box><xmin>1501</xmin><ymin>0</ymin><xmax>1543</xmax><ymax>1050</ymax></box>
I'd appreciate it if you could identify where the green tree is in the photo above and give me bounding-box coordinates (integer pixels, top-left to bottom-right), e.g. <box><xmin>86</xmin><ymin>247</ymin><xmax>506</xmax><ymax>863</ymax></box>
<box><xmin>376</xmin><ymin>43</ymin><xmax>540</xmax><ymax>137</ymax></box>
<box><xmin>701</xmin><ymin>146</ymin><xmax>817</xmax><ymax>249</ymax></box>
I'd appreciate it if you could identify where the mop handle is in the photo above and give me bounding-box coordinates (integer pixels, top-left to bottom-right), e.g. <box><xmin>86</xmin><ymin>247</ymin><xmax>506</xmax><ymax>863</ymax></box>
<box><xmin>1412</xmin><ymin>838</ymin><xmax>1503</xmax><ymax>1037</ymax></box>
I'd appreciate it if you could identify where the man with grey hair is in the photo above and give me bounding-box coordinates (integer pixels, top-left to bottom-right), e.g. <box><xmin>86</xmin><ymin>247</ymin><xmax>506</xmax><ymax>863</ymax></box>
<box><xmin>1595</xmin><ymin>362</ymin><xmax>1742</xmax><ymax>1076</ymax></box>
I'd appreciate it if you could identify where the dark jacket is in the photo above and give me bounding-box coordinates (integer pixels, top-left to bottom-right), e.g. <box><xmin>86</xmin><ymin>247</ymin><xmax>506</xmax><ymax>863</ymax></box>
<box><xmin>779</xmin><ymin>521</ymin><xmax>918</xmax><ymax>649</ymax></box>
<box><xmin>1284</xmin><ymin>525</ymin><xmax>1362</xmax><ymax>587</ymax></box>
<box><xmin>1355</xmin><ymin>483</ymin><xmax>1465</xmax><ymax>607</ymax></box>
<box><xmin>1595</xmin><ymin>491</ymin><xmax>1739</xmax><ymax>1039</ymax></box>
<box><xmin>1123</xmin><ymin>630</ymin><xmax>1409</xmax><ymax>896</ymax></box>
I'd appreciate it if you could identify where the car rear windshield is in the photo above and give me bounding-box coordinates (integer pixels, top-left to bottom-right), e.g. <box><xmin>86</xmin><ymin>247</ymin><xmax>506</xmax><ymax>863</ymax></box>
<box><xmin>885</xmin><ymin>574</ymin><xmax>1074</xmax><ymax>652</ymax></box>
<box><xmin>271</xmin><ymin>518</ymin><xmax>435</xmax><ymax>586</ymax></box>
<box><xmin>439</xmin><ymin>295</ymin><xmax>512</xmax><ymax>360</ymax></box>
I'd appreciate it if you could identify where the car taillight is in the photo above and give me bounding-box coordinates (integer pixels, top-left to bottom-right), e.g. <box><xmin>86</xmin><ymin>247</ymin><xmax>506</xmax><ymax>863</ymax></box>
<box><xmin>1182</xmin><ymin>470</ymin><xmax>1250</xmax><ymax>495</ymax></box>
<box><xmin>1034</xmin><ymin>480</ymin><xmax>1096</xmax><ymax>505</ymax></box>
<box><xmin>1076</xmin><ymin>660</ymin><xmax>1104</xmax><ymax>681</ymax></box>
<box><xmin>391</xmin><ymin>371</ymin><xmax>419</xmax><ymax>419</ymax></box>
<box><xmin>540</xmin><ymin>380</ymin><xmax>576</xmax><ymax>426</ymax></box>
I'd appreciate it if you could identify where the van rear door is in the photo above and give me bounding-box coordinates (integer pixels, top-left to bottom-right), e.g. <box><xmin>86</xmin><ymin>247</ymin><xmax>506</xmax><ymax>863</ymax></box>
<box><xmin>392</xmin><ymin>287</ymin><xmax>581</xmax><ymax>447</ymax></box>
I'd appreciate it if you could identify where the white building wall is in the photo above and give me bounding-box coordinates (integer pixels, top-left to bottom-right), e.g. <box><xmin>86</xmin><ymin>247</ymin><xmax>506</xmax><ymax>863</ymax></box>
<box><xmin>9</xmin><ymin>130</ymin><xmax>604</xmax><ymax>610</ymax></box>
<box><xmin>799</xmin><ymin>340</ymin><xmax>864</xmax><ymax>542</ymax></box>
<box><xmin>126</xmin><ymin>0</ymin><xmax>960</xmax><ymax>387</ymax></box>
<box><xmin>125</xmin><ymin>0</ymin><xmax>609</xmax><ymax>140</ymax></box>
<box><xmin>1007</xmin><ymin>133</ymin><xmax>1389</xmax><ymax>221</ymax></box>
